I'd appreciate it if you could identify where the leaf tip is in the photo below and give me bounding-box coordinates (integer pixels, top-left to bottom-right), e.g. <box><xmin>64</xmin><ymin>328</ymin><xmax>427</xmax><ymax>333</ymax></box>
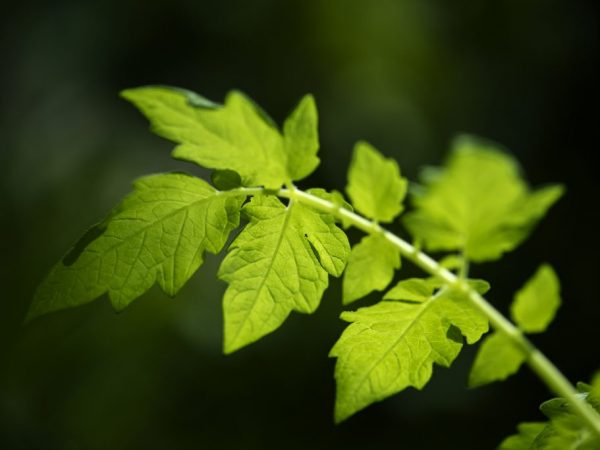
<box><xmin>333</xmin><ymin>403</ymin><xmax>353</xmax><ymax>425</ymax></box>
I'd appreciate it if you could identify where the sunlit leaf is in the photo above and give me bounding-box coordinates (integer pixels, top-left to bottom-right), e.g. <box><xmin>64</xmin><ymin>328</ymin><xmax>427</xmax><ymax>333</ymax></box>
<box><xmin>343</xmin><ymin>234</ymin><xmax>400</xmax><ymax>304</ymax></box>
<box><xmin>122</xmin><ymin>86</ymin><xmax>320</xmax><ymax>188</ymax></box>
<box><xmin>346</xmin><ymin>141</ymin><xmax>408</xmax><ymax>223</ymax></box>
<box><xmin>219</xmin><ymin>194</ymin><xmax>350</xmax><ymax>353</ymax></box>
<box><xmin>403</xmin><ymin>135</ymin><xmax>564</xmax><ymax>261</ymax></box>
<box><xmin>29</xmin><ymin>173</ymin><xmax>244</xmax><ymax>319</ymax></box>
<box><xmin>511</xmin><ymin>264</ymin><xmax>561</xmax><ymax>334</ymax></box>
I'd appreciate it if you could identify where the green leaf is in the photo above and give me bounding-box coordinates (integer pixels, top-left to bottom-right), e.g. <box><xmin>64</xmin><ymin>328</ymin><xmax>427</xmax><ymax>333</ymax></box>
<box><xmin>539</xmin><ymin>376</ymin><xmax>599</xmax><ymax>421</ymax></box>
<box><xmin>308</xmin><ymin>188</ymin><xmax>354</xmax><ymax>229</ymax></box>
<box><xmin>439</xmin><ymin>254</ymin><xmax>465</xmax><ymax>271</ymax></box>
<box><xmin>383</xmin><ymin>277</ymin><xmax>441</xmax><ymax>302</ymax></box>
<box><xmin>28</xmin><ymin>173</ymin><xmax>244</xmax><ymax>320</ymax></box>
<box><xmin>469</xmin><ymin>265</ymin><xmax>561</xmax><ymax>388</ymax></box>
<box><xmin>511</xmin><ymin>264</ymin><xmax>561</xmax><ymax>334</ymax></box>
<box><xmin>283</xmin><ymin>94</ymin><xmax>320</xmax><ymax>181</ymax></box>
<box><xmin>403</xmin><ymin>135</ymin><xmax>564</xmax><ymax>262</ymax></box>
<box><xmin>121</xmin><ymin>86</ymin><xmax>320</xmax><ymax>189</ymax></box>
<box><xmin>384</xmin><ymin>278</ymin><xmax>490</xmax><ymax>338</ymax></box>
<box><xmin>211</xmin><ymin>169</ymin><xmax>242</xmax><ymax>191</ymax></box>
<box><xmin>436</xmin><ymin>284</ymin><xmax>490</xmax><ymax>344</ymax></box>
<box><xmin>346</xmin><ymin>141</ymin><xmax>408</xmax><ymax>223</ymax></box>
<box><xmin>218</xmin><ymin>194</ymin><xmax>350</xmax><ymax>353</ymax></box>
<box><xmin>330</xmin><ymin>288</ymin><xmax>488</xmax><ymax>422</ymax></box>
<box><xmin>534</xmin><ymin>416</ymin><xmax>600</xmax><ymax>450</ymax></box>
<box><xmin>498</xmin><ymin>422</ymin><xmax>546</xmax><ymax>450</ymax></box>
<box><xmin>342</xmin><ymin>234</ymin><xmax>401</xmax><ymax>304</ymax></box>
<box><xmin>501</xmin><ymin>374</ymin><xmax>600</xmax><ymax>450</ymax></box>
<box><xmin>468</xmin><ymin>332</ymin><xmax>526</xmax><ymax>388</ymax></box>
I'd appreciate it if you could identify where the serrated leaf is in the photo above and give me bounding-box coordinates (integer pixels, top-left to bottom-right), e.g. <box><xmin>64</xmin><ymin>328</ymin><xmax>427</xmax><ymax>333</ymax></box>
<box><xmin>498</xmin><ymin>422</ymin><xmax>547</xmax><ymax>450</ymax></box>
<box><xmin>468</xmin><ymin>332</ymin><xmax>526</xmax><ymax>388</ymax></box>
<box><xmin>346</xmin><ymin>141</ymin><xmax>408</xmax><ymax>223</ymax></box>
<box><xmin>121</xmin><ymin>86</ymin><xmax>320</xmax><ymax>189</ymax></box>
<box><xmin>29</xmin><ymin>173</ymin><xmax>244</xmax><ymax>320</ymax></box>
<box><xmin>437</xmin><ymin>285</ymin><xmax>490</xmax><ymax>344</ymax></box>
<box><xmin>218</xmin><ymin>194</ymin><xmax>349</xmax><ymax>353</ymax></box>
<box><xmin>383</xmin><ymin>278</ymin><xmax>489</xmax><ymax>342</ymax></box>
<box><xmin>342</xmin><ymin>234</ymin><xmax>400</xmax><ymax>304</ymax></box>
<box><xmin>511</xmin><ymin>264</ymin><xmax>561</xmax><ymax>334</ymax></box>
<box><xmin>330</xmin><ymin>288</ymin><xmax>488</xmax><ymax>422</ymax></box>
<box><xmin>403</xmin><ymin>135</ymin><xmax>564</xmax><ymax>262</ymax></box>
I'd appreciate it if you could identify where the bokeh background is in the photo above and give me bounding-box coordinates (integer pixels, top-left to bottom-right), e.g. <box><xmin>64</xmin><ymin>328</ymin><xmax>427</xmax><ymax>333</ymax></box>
<box><xmin>1</xmin><ymin>1</ymin><xmax>599</xmax><ymax>449</ymax></box>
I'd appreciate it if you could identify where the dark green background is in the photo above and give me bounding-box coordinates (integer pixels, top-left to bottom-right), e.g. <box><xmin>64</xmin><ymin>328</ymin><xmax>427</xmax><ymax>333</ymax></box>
<box><xmin>1</xmin><ymin>1</ymin><xmax>599</xmax><ymax>449</ymax></box>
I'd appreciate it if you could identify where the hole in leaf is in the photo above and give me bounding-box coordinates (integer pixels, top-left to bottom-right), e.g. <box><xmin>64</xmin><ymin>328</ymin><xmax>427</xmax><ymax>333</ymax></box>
<box><xmin>306</xmin><ymin>238</ymin><xmax>322</xmax><ymax>266</ymax></box>
<box><xmin>446</xmin><ymin>325</ymin><xmax>463</xmax><ymax>345</ymax></box>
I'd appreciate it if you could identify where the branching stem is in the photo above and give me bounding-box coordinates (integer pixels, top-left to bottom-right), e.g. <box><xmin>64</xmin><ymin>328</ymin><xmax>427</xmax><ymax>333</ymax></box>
<box><xmin>255</xmin><ymin>185</ymin><xmax>600</xmax><ymax>437</ymax></box>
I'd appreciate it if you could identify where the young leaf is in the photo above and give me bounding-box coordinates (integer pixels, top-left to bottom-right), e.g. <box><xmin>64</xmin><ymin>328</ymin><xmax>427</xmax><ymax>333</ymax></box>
<box><xmin>469</xmin><ymin>265</ymin><xmax>560</xmax><ymax>387</ymax></box>
<box><xmin>498</xmin><ymin>422</ymin><xmax>546</xmax><ymax>450</ymax></box>
<box><xmin>330</xmin><ymin>287</ymin><xmax>488</xmax><ymax>422</ymax></box>
<box><xmin>283</xmin><ymin>94</ymin><xmax>320</xmax><ymax>181</ymax></box>
<box><xmin>28</xmin><ymin>173</ymin><xmax>244</xmax><ymax>320</ymax></box>
<box><xmin>511</xmin><ymin>264</ymin><xmax>561</xmax><ymax>334</ymax></box>
<box><xmin>121</xmin><ymin>86</ymin><xmax>321</xmax><ymax>189</ymax></box>
<box><xmin>346</xmin><ymin>141</ymin><xmax>408</xmax><ymax>223</ymax></box>
<box><xmin>503</xmin><ymin>375</ymin><xmax>600</xmax><ymax>450</ymax></box>
<box><xmin>468</xmin><ymin>332</ymin><xmax>527</xmax><ymax>388</ymax></box>
<box><xmin>383</xmin><ymin>277</ymin><xmax>441</xmax><ymax>302</ymax></box>
<box><xmin>218</xmin><ymin>194</ymin><xmax>350</xmax><ymax>353</ymax></box>
<box><xmin>342</xmin><ymin>234</ymin><xmax>400</xmax><ymax>304</ymax></box>
<box><xmin>403</xmin><ymin>135</ymin><xmax>564</xmax><ymax>262</ymax></box>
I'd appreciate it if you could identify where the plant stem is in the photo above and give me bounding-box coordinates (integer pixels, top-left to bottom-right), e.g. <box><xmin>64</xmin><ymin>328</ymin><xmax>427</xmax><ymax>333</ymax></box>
<box><xmin>274</xmin><ymin>186</ymin><xmax>600</xmax><ymax>437</ymax></box>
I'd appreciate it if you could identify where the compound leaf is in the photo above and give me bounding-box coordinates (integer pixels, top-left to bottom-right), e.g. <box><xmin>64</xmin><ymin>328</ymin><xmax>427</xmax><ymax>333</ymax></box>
<box><xmin>403</xmin><ymin>135</ymin><xmax>564</xmax><ymax>262</ymax></box>
<box><xmin>469</xmin><ymin>332</ymin><xmax>527</xmax><ymax>388</ymax></box>
<box><xmin>29</xmin><ymin>173</ymin><xmax>244</xmax><ymax>320</ymax></box>
<box><xmin>121</xmin><ymin>86</ymin><xmax>320</xmax><ymax>188</ymax></box>
<box><xmin>500</xmin><ymin>375</ymin><xmax>600</xmax><ymax>450</ymax></box>
<box><xmin>511</xmin><ymin>264</ymin><xmax>561</xmax><ymax>334</ymax></box>
<box><xmin>469</xmin><ymin>265</ymin><xmax>561</xmax><ymax>388</ymax></box>
<box><xmin>342</xmin><ymin>234</ymin><xmax>401</xmax><ymax>304</ymax></box>
<box><xmin>218</xmin><ymin>194</ymin><xmax>349</xmax><ymax>354</ymax></box>
<box><xmin>330</xmin><ymin>284</ymin><xmax>488</xmax><ymax>422</ymax></box>
<box><xmin>346</xmin><ymin>141</ymin><xmax>408</xmax><ymax>223</ymax></box>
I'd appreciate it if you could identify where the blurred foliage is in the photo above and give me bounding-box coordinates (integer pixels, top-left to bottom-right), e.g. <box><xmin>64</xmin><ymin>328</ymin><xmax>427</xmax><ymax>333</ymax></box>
<box><xmin>1</xmin><ymin>0</ymin><xmax>599</xmax><ymax>449</ymax></box>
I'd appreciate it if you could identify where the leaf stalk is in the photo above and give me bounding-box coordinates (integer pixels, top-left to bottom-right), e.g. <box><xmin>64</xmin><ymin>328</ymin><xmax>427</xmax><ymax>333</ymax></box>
<box><xmin>271</xmin><ymin>186</ymin><xmax>600</xmax><ymax>437</ymax></box>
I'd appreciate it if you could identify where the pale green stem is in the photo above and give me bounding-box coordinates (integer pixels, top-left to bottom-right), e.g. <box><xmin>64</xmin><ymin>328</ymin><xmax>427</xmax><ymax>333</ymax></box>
<box><xmin>459</xmin><ymin>254</ymin><xmax>470</xmax><ymax>279</ymax></box>
<box><xmin>260</xmin><ymin>185</ymin><xmax>600</xmax><ymax>437</ymax></box>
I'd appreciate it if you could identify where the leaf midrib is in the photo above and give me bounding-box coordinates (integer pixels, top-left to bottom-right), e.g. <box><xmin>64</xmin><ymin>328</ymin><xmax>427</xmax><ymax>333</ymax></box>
<box><xmin>229</xmin><ymin>200</ymin><xmax>296</xmax><ymax>348</ymax></box>
<box><xmin>351</xmin><ymin>297</ymin><xmax>439</xmax><ymax>400</ymax></box>
<box><xmin>68</xmin><ymin>190</ymin><xmax>235</xmax><ymax>271</ymax></box>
